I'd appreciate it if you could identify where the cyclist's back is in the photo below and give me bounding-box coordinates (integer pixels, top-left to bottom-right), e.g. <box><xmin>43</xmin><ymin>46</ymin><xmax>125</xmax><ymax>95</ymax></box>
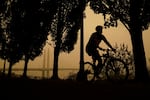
<box><xmin>86</xmin><ymin>25</ymin><xmax>114</xmax><ymax>57</ymax></box>
<box><xmin>86</xmin><ymin>32</ymin><xmax>105</xmax><ymax>56</ymax></box>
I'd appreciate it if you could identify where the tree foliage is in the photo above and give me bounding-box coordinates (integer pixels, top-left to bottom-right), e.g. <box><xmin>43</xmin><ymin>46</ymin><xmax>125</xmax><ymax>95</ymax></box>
<box><xmin>49</xmin><ymin>0</ymin><xmax>87</xmax><ymax>53</ymax></box>
<box><xmin>89</xmin><ymin>0</ymin><xmax>150</xmax><ymax>31</ymax></box>
<box><xmin>0</xmin><ymin>0</ymin><xmax>16</xmax><ymax>63</ymax></box>
<box><xmin>0</xmin><ymin>0</ymin><xmax>56</xmax><ymax>64</ymax></box>
<box><xmin>9</xmin><ymin>0</ymin><xmax>48</xmax><ymax>61</ymax></box>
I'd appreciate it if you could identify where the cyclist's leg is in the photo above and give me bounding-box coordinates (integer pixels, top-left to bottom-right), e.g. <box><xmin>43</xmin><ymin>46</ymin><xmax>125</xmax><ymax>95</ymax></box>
<box><xmin>91</xmin><ymin>56</ymin><xmax>97</xmax><ymax>80</ymax></box>
<box><xmin>92</xmin><ymin>50</ymin><xmax>102</xmax><ymax>78</ymax></box>
<box><xmin>97</xmin><ymin>57</ymin><xmax>102</xmax><ymax>72</ymax></box>
<box><xmin>92</xmin><ymin>56</ymin><xmax>96</xmax><ymax>67</ymax></box>
<box><xmin>94</xmin><ymin>50</ymin><xmax>102</xmax><ymax>69</ymax></box>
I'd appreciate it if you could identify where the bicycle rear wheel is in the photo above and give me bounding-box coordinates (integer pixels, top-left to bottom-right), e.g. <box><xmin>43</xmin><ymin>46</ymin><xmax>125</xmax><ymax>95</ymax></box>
<box><xmin>106</xmin><ymin>58</ymin><xmax>129</xmax><ymax>81</ymax></box>
<box><xmin>84</xmin><ymin>62</ymin><xmax>95</xmax><ymax>81</ymax></box>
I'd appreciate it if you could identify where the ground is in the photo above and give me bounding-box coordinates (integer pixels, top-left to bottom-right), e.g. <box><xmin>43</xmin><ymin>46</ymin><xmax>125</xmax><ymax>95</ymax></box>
<box><xmin>0</xmin><ymin>76</ymin><xmax>150</xmax><ymax>100</ymax></box>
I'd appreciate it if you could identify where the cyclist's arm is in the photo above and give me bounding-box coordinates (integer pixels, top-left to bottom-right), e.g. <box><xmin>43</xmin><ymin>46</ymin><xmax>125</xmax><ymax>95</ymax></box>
<box><xmin>102</xmin><ymin>35</ymin><xmax>114</xmax><ymax>50</ymax></box>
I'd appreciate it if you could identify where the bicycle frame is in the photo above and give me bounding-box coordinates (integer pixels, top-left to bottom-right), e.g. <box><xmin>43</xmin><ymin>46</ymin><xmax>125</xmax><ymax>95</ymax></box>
<box><xmin>93</xmin><ymin>49</ymin><xmax>113</xmax><ymax>73</ymax></box>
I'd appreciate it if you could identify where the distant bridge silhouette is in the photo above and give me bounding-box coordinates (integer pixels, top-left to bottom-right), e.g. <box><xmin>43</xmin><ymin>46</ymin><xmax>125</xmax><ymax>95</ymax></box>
<box><xmin>0</xmin><ymin>68</ymin><xmax>78</xmax><ymax>79</ymax></box>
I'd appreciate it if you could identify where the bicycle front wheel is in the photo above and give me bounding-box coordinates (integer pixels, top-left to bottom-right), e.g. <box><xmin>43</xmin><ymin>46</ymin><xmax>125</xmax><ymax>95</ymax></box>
<box><xmin>105</xmin><ymin>58</ymin><xmax>129</xmax><ymax>81</ymax></box>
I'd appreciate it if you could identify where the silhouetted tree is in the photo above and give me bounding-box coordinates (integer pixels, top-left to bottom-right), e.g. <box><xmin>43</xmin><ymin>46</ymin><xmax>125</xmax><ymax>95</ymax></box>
<box><xmin>7</xmin><ymin>0</ymin><xmax>52</xmax><ymax>77</ymax></box>
<box><xmin>0</xmin><ymin>0</ymin><xmax>19</xmax><ymax>77</ymax></box>
<box><xmin>49</xmin><ymin>0</ymin><xmax>87</xmax><ymax>79</ymax></box>
<box><xmin>0</xmin><ymin>0</ymin><xmax>59</xmax><ymax>77</ymax></box>
<box><xmin>89</xmin><ymin>0</ymin><xmax>150</xmax><ymax>81</ymax></box>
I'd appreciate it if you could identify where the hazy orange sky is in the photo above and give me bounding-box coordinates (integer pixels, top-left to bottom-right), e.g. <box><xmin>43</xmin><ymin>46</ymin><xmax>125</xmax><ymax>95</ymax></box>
<box><xmin>0</xmin><ymin>6</ymin><xmax>150</xmax><ymax>71</ymax></box>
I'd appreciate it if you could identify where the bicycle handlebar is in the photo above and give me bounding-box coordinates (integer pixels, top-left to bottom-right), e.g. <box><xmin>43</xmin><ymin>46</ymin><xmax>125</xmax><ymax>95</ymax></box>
<box><xmin>98</xmin><ymin>47</ymin><xmax>116</xmax><ymax>58</ymax></box>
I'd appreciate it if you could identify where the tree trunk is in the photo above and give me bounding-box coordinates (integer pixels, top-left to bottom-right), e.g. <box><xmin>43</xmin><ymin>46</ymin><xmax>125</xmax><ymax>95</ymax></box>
<box><xmin>130</xmin><ymin>30</ymin><xmax>149</xmax><ymax>81</ymax></box>
<box><xmin>8</xmin><ymin>61</ymin><xmax>13</xmax><ymax>77</ymax></box>
<box><xmin>51</xmin><ymin>2</ymin><xmax>63</xmax><ymax>80</ymax></box>
<box><xmin>2</xmin><ymin>59</ymin><xmax>6</xmax><ymax>75</ymax></box>
<box><xmin>130</xmin><ymin>0</ymin><xmax>149</xmax><ymax>81</ymax></box>
<box><xmin>51</xmin><ymin>44</ymin><xmax>60</xmax><ymax>80</ymax></box>
<box><xmin>23</xmin><ymin>55</ymin><xmax>29</xmax><ymax>78</ymax></box>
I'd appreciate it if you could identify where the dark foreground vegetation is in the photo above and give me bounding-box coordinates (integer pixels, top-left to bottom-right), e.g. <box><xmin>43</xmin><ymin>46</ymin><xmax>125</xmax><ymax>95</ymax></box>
<box><xmin>0</xmin><ymin>75</ymin><xmax>150</xmax><ymax>100</ymax></box>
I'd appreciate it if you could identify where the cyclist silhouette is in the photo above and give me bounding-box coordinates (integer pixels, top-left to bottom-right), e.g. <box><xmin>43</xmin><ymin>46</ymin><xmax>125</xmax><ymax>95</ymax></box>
<box><xmin>86</xmin><ymin>25</ymin><xmax>115</xmax><ymax>72</ymax></box>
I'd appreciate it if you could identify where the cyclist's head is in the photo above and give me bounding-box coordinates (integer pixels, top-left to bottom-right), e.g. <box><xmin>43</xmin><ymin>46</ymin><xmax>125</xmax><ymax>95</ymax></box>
<box><xmin>95</xmin><ymin>25</ymin><xmax>103</xmax><ymax>33</ymax></box>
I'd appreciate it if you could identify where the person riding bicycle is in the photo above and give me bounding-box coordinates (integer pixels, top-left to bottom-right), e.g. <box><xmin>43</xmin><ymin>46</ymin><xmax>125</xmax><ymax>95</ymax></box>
<box><xmin>86</xmin><ymin>25</ymin><xmax>115</xmax><ymax>72</ymax></box>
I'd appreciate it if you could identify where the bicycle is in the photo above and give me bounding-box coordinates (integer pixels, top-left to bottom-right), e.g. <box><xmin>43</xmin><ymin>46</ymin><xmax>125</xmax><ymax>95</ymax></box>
<box><xmin>84</xmin><ymin>48</ymin><xmax>129</xmax><ymax>81</ymax></box>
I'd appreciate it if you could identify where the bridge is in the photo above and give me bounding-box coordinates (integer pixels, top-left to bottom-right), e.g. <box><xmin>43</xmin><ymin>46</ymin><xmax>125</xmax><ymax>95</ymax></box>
<box><xmin>0</xmin><ymin>68</ymin><xmax>78</xmax><ymax>79</ymax></box>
